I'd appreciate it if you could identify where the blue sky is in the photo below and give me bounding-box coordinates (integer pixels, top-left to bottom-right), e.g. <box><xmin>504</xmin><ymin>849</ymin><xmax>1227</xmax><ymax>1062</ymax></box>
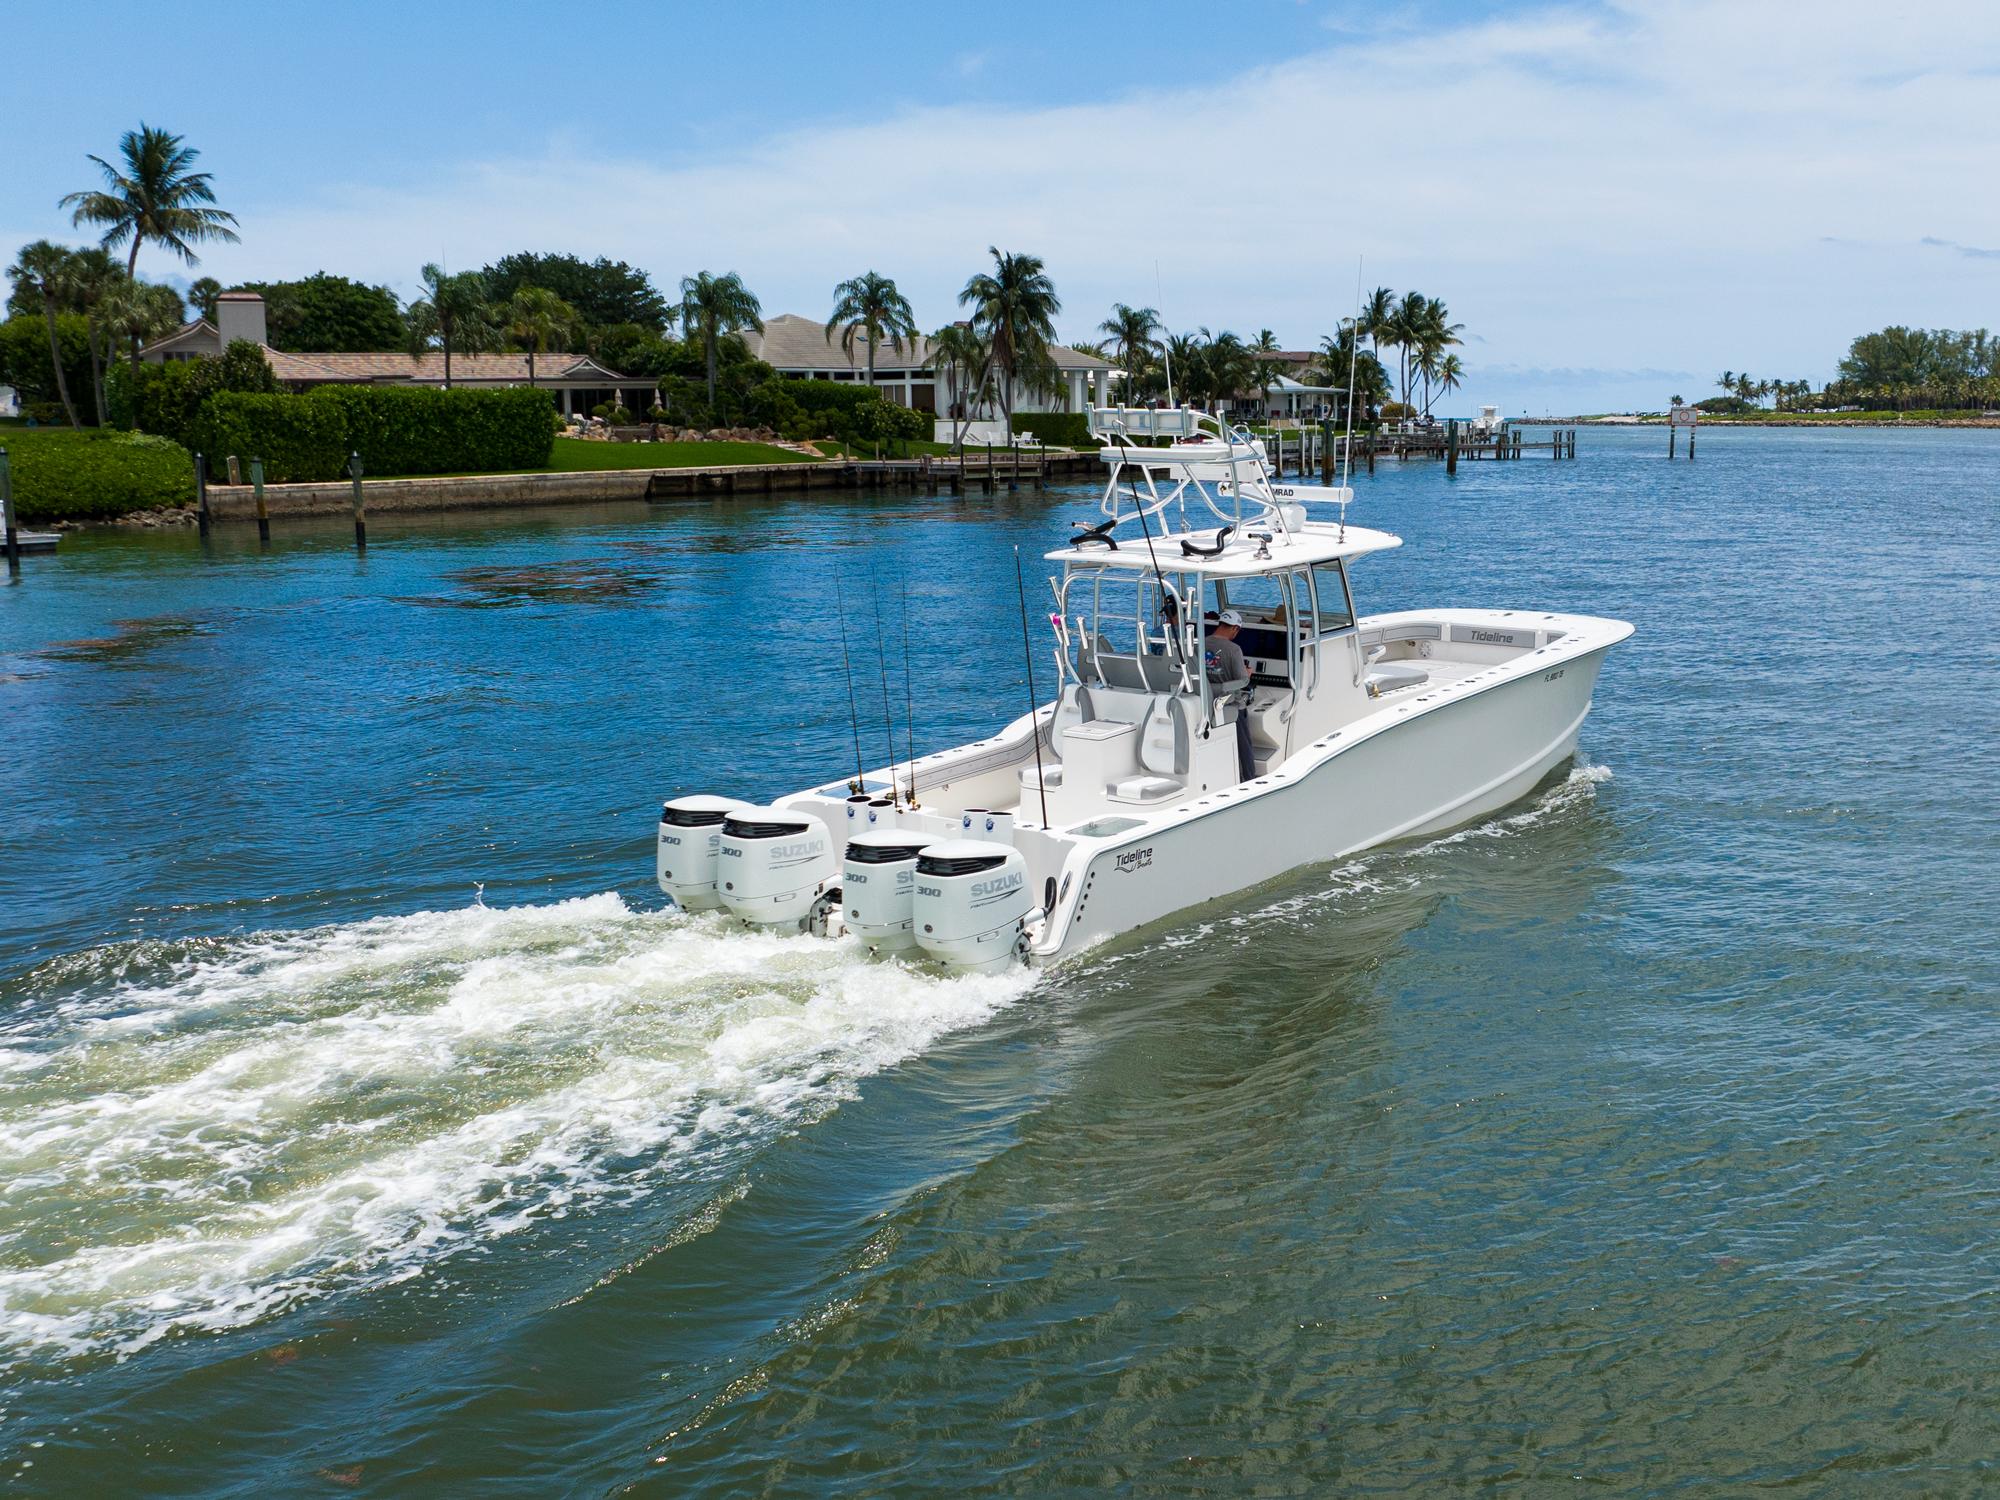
<box><xmin>8</xmin><ymin>0</ymin><xmax>1997</xmax><ymax>413</ymax></box>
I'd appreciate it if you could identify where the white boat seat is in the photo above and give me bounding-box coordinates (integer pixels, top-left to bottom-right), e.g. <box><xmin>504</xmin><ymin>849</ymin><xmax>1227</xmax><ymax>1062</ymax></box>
<box><xmin>1137</xmin><ymin>693</ymin><xmax>1195</xmax><ymax>776</ymax></box>
<box><xmin>1365</xmin><ymin>662</ymin><xmax>1429</xmax><ymax>694</ymax></box>
<box><xmin>1108</xmin><ymin>774</ymin><xmax>1183</xmax><ymax>805</ymax></box>
<box><xmin>1019</xmin><ymin>764</ymin><xmax>1064</xmax><ymax>791</ymax></box>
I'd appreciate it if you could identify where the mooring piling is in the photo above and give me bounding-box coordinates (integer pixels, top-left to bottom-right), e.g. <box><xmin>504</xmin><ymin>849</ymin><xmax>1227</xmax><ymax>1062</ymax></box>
<box><xmin>251</xmin><ymin>458</ymin><xmax>270</xmax><ymax>545</ymax></box>
<box><xmin>1</xmin><ymin>447</ymin><xmax>18</xmax><ymax>577</ymax></box>
<box><xmin>195</xmin><ymin>453</ymin><xmax>211</xmax><ymax>539</ymax></box>
<box><xmin>348</xmin><ymin>451</ymin><xmax>367</xmax><ymax>550</ymax></box>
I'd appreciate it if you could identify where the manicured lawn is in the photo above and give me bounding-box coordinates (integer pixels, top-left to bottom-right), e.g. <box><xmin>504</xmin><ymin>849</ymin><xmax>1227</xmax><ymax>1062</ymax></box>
<box><xmin>547</xmin><ymin>437</ymin><xmax>818</xmax><ymax>469</ymax></box>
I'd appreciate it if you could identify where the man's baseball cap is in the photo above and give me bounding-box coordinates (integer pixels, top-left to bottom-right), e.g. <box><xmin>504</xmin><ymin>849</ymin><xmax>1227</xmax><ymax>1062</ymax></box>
<box><xmin>1217</xmin><ymin>609</ymin><xmax>1244</xmax><ymax>626</ymax></box>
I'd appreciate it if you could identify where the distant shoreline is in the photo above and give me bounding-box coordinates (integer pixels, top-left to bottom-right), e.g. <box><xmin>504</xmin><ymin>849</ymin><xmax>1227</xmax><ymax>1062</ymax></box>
<box><xmin>1514</xmin><ymin>415</ymin><xmax>2000</xmax><ymax>429</ymax></box>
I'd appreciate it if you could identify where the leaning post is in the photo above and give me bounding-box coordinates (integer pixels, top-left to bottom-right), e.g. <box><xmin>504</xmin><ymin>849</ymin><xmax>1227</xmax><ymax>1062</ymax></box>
<box><xmin>251</xmin><ymin>457</ymin><xmax>270</xmax><ymax>545</ymax></box>
<box><xmin>195</xmin><ymin>452</ymin><xmax>211</xmax><ymax>538</ymax></box>
<box><xmin>1446</xmin><ymin>420</ymin><xmax>1459</xmax><ymax>475</ymax></box>
<box><xmin>348</xmin><ymin>451</ymin><xmax>367</xmax><ymax>551</ymax></box>
<box><xmin>0</xmin><ymin>447</ymin><xmax>18</xmax><ymax>577</ymax></box>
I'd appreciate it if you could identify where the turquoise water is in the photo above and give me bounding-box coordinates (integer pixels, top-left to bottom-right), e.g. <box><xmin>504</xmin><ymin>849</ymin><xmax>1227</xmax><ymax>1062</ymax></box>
<box><xmin>0</xmin><ymin>427</ymin><xmax>1995</xmax><ymax>1493</ymax></box>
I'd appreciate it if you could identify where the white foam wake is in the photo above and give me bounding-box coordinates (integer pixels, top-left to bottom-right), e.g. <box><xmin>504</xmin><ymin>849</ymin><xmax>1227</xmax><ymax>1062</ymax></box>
<box><xmin>0</xmin><ymin>894</ymin><xmax>1031</xmax><ymax>1363</ymax></box>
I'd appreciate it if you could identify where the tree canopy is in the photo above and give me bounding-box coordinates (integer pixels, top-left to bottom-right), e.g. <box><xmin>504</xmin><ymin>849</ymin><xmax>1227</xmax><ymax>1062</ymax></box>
<box><xmin>234</xmin><ymin>273</ymin><xmax>405</xmax><ymax>352</ymax></box>
<box><xmin>481</xmin><ymin>252</ymin><xmax>672</xmax><ymax>333</ymax></box>
<box><xmin>60</xmin><ymin>123</ymin><xmax>238</xmax><ymax>277</ymax></box>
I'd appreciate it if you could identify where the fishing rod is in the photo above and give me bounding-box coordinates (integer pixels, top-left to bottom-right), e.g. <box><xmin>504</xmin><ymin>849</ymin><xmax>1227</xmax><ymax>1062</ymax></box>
<box><xmin>833</xmin><ymin>567</ymin><xmax>866</xmax><ymax>793</ymax></box>
<box><xmin>899</xmin><ymin>573</ymin><xmax>919</xmax><ymax>808</ymax></box>
<box><xmin>869</xmin><ymin>575</ymin><xmax>901</xmax><ymax>807</ymax></box>
<box><xmin>1013</xmin><ymin>546</ymin><xmax>1051</xmax><ymax>830</ymax></box>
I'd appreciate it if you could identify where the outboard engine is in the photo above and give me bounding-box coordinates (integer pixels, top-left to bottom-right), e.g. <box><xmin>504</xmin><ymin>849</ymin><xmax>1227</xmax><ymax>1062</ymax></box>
<box><xmin>842</xmin><ymin>829</ymin><xmax>940</xmax><ymax>954</ymax></box>
<box><xmin>717</xmin><ymin>807</ymin><xmax>838</xmax><ymax>928</ymax></box>
<box><xmin>657</xmin><ymin>795</ymin><xmax>756</xmax><ymax>910</ymax></box>
<box><xmin>912</xmin><ymin>839</ymin><xmax>1034</xmax><ymax>971</ymax></box>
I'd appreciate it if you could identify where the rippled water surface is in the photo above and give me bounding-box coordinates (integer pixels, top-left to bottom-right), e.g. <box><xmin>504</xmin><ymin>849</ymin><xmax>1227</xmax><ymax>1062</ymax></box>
<box><xmin>0</xmin><ymin>427</ymin><xmax>1995</xmax><ymax>1494</ymax></box>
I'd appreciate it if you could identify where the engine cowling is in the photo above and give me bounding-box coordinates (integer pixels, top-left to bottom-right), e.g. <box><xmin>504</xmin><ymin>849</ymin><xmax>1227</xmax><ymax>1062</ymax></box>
<box><xmin>842</xmin><ymin>830</ymin><xmax>940</xmax><ymax>954</ymax></box>
<box><xmin>912</xmin><ymin>840</ymin><xmax>1033</xmax><ymax>971</ymax></box>
<box><xmin>717</xmin><ymin>807</ymin><xmax>837</xmax><ymax>927</ymax></box>
<box><xmin>657</xmin><ymin>795</ymin><xmax>757</xmax><ymax>910</ymax></box>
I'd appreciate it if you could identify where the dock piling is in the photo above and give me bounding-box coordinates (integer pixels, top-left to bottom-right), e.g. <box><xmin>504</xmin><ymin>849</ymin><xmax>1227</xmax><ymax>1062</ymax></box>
<box><xmin>348</xmin><ymin>451</ymin><xmax>367</xmax><ymax>551</ymax></box>
<box><xmin>1</xmin><ymin>447</ymin><xmax>18</xmax><ymax>577</ymax></box>
<box><xmin>251</xmin><ymin>458</ymin><xmax>270</xmax><ymax>545</ymax></box>
<box><xmin>195</xmin><ymin>453</ymin><xmax>210</xmax><ymax>538</ymax></box>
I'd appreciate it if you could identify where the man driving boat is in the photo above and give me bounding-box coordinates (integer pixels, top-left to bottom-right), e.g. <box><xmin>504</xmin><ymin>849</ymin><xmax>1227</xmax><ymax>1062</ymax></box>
<box><xmin>1204</xmin><ymin>609</ymin><xmax>1256</xmax><ymax>780</ymax></box>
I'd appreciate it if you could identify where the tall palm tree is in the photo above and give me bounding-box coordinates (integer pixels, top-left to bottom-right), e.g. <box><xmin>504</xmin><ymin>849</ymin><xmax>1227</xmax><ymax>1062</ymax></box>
<box><xmin>825</xmin><ymin>270</ymin><xmax>917</xmax><ymax>396</ymax></box>
<box><xmin>1098</xmin><ymin>303</ymin><xmax>1160</xmax><ymax>405</ymax></box>
<box><xmin>1716</xmin><ymin>371</ymin><xmax>1736</xmax><ymax>401</ymax></box>
<box><xmin>502</xmin><ymin>286</ymin><xmax>578</xmax><ymax>388</ymax></box>
<box><xmin>58</xmin><ymin>246</ymin><xmax>122</xmax><ymax>425</ymax></box>
<box><xmin>1386</xmin><ymin>292</ymin><xmax>1430</xmax><ymax>407</ymax></box>
<box><xmin>1412</xmin><ymin>298</ymin><xmax>1463</xmax><ymax>414</ymax></box>
<box><xmin>60</xmin><ymin>124</ymin><xmax>238</xmax><ymax>278</ymax></box>
<box><xmin>1314</xmin><ymin>326</ymin><xmax>1389</xmax><ymax>422</ymax></box>
<box><xmin>1429</xmin><ymin>353</ymin><xmax>1465</xmax><ymax>416</ymax></box>
<box><xmin>405</xmin><ymin>263</ymin><xmax>495</xmax><ymax>389</ymax></box>
<box><xmin>7</xmin><ymin>240</ymin><xmax>83</xmax><ymax>429</ymax></box>
<box><xmin>958</xmin><ymin>248</ymin><xmax>1061</xmax><ymax>429</ymax></box>
<box><xmin>927</xmin><ymin>322</ymin><xmax>990</xmax><ymax>444</ymax></box>
<box><xmin>679</xmin><ymin>271</ymin><xmax>763</xmax><ymax>410</ymax></box>
<box><xmin>1360</xmin><ymin>286</ymin><xmax>1397</xmax><ymax>360</ymax></box>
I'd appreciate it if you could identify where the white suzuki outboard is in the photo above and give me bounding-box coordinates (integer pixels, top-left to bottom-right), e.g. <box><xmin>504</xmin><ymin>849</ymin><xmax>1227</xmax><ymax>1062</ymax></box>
<box><xmin>717</xmin><ymin>806</ymin><xmax>838</xmax><ymax>928</ymax></box>
<box><xmin>657</xmin><ymin>795</ymin><xmax>757</xmax><ymax>910</ymax></box>
<box><xmin>912</xmin><ymin>839</ymin><xmax>1036</xmax><ymax>971</ymax></box>
<box><xmin>842</xmin><ymin>829</ymin><xmax>940</xmax><ymax>954</ymax></box>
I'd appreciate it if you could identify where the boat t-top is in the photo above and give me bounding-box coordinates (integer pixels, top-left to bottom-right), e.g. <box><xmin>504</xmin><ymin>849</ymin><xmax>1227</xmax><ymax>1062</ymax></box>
<box><xmin>658</xmin><ymin>406</ymin><xmax>1632</xmax><ymax>970</ymax></box>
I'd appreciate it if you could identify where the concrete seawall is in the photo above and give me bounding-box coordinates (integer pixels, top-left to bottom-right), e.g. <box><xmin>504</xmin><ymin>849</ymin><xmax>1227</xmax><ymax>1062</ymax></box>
<box><xmin>203</xmin><ymin>452</ymin><xmax>1102</xmax><ymax>521</ymax></box>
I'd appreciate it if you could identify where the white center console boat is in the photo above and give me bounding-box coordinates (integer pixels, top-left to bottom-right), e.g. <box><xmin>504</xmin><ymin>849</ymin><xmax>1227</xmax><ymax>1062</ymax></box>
<box><xmin>659</xmin><ymin>408</ymin><xmax>1632</xmax><ymax>971</ymax></box>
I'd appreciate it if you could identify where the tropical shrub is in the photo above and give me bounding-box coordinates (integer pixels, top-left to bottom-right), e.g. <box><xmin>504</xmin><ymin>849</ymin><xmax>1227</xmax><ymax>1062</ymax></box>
<box><xmin>191</xmin><ymin>392</ymin><xmax>347</xmax><ymax>483</ymax></box>
<box><xmin>108</xmin><ymin>339</ymin><xmax>278</xmax><ymax>446</ymax></box>
<box><xmin>777</xmin><ymin>380</ymin><xmax>926</xmax><ymax>443</ymax></box>
<box><xmin>3</xmin><ymin>429</ymin><xmax>193</xmax><ymax>521</ymax></box>
<box><xmin>1009</xmin><ymin>412</ymin><xmax>1097</xmax><ymax>448</ymax></box>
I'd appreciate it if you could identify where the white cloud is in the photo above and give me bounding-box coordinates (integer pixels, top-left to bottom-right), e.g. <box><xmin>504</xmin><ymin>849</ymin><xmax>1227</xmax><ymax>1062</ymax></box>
<box><xmin>35</xmin><ymin>1</ymin><xmax>2000</xmax><ymax>411</ymax></box>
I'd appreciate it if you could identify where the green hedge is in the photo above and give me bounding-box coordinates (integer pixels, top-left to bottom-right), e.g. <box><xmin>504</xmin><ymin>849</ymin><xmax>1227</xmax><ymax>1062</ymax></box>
<box><xmin>313</xmin><ymin>385</ymin><xmax>555</xmax><ymax>476</ymax></box>
<box><xmin>192</xmin><ymin>393</ymin><xmax>348</xmax><ymax>483</ymax></box>
<box><xmin>1010</xmin><ymin>412</ymin><xmax>1098</xmax><ymax>448</ymax></box>
<box><xmin>179</xmin><ymin>385</ymin><xmax>557</xmax><ymax>481</ymax></box>
<box><xmin>2</xmin><ymin>429</ymin><xmax>194</xmax><ymax>522</ymax></box>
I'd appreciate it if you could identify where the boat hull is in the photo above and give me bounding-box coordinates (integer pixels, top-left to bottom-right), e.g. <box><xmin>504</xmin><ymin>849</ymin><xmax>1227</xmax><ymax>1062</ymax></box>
<box><xmin>1039</xmin><ymin>643</ymin><xmax>1612</xmax><ymax>959</ymax></box>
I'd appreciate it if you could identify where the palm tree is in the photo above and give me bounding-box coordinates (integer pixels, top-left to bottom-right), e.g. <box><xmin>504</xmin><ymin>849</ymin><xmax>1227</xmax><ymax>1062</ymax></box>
<box><xmin>1386</xmin><ymin>292</ymin><xmax>1432</xmax><ymax>407</ymax></box>
<box><xmin>1429</xmin><ymin>353</ymin><xmax>1465</xmax><ymax>416</ymax></box>
<box><xmin>101</xmin><ymin>277</ymin><xmax>183</xmax><ymax>384</ymax></box>
<box><xmin>958</xmin><ymin>248</ymin><xmax>1061</xmax><ymax>429</ymax></box>
<box><xmin>1313</xmin><ymin>325</ymin><xmax>1389</xmax><ymax>425</ymax></box>
<box><xmin>405</xmin><ymin>263</ymin><xmax>495</xmax><ymax>389</ymax></box>
<box><xmin>825</xmin><ymin>270</ymin><xmax>917</xmax><ymax>396</ymax></box>
<box><xmin>502</xmin><ymin>286</ymin><xmax>578</xmax><ymax>387</ymax></box>
<box><xmin>60</xmin><ymin>123</ymin><xmax>238</xmax><ymax>278</ymax></box>
<box><xmin>1098</xmin><ymin>303</ymin><xmax>1160</xmax><ymax>405</ymax></box>
<box><xmin>1360</xmin><ymin>286</ymin><xmax>1397</xmax><ymax>361</ymax></box>
<box><xmin>1250</xmin><ymin>328</ymin><xmax>1286</xmax><ymax>413</ymax></box>
<box><xmin>58</xmin><ymin>246</ymin><xmax>122</xmax><ymax>425</ymax></box>
<box><xmin>1163</xmin><ymin>332</ymin><xmax>1205</xmax><ymax>407</ymax></box>
<box><xmin>188</xmin><ymin>276</ymin><xmax>221</xmax><ymax>323</ymax></box>
<box><xmin>1716</xmin><ymin>371</ymin><xmax>1736</xmax><ymax>401</ymax></box>
<box><xmin>7</xmin><ymin>240</ymin><xmax>83</xmax><ymax>429</ymax></box>
<box><xmin>927</xmin><ymin>322</ymin><xmax>990</xmax><ymax>444</ymax></box>
<box><xmin>679</xmin><ymin>271</ymin><xmax>763</xmax><ymax>410</ymax></box>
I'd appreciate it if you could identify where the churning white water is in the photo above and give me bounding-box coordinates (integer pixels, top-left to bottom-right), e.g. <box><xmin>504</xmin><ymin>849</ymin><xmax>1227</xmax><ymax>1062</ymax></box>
<box><xmin>0</xmin><ymin>895</ymin><xmax>1032</xmax><ymax>1361</ymax></box>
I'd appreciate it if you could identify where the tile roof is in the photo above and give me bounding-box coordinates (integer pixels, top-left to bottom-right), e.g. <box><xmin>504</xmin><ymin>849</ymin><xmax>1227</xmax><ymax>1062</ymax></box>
<box><xmin>741</xmin><ymin>313</ymin><xmax>1111</xmax><ymax>373</ymax></box>
<box><xmin>258</xmin><ymin>351</ymin><xmax>641</xmax><ymax>384</ymax></box>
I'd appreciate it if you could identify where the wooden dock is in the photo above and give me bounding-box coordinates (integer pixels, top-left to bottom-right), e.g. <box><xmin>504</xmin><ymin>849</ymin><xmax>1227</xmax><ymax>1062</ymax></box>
<box><xmin>643</xmin><ymin>448</ymin><xmax>1100</xmax><ymax>500</ymax></box>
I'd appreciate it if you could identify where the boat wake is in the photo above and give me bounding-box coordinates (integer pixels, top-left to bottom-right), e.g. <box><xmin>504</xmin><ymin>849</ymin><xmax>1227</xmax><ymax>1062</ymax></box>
<box><xmin>0</xmin><ymin>894</ymin><xmax>1031</xmax><ymax>1365</ymax></box>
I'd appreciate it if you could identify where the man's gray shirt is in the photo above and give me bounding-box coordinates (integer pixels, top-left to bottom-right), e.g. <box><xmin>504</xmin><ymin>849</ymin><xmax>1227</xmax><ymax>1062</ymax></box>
<box><xmin>1204</xmin><ymin>631</ymin><xmax>1248</xmax><ymax>691</ymax></box>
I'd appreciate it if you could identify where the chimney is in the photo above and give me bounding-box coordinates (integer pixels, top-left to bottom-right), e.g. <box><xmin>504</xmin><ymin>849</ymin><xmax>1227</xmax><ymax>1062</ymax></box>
<box><xmin>214</xmin><ymin>291</ymin><xmax>268</xmax><ymax>349</ymax></box>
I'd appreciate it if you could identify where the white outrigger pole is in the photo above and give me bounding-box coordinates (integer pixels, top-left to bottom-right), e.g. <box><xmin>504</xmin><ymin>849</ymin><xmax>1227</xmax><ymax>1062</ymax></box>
<box><xmin>659</xmin><ymin>403</ymin><xmax>1632</xmax><ymax>972</ymax></box>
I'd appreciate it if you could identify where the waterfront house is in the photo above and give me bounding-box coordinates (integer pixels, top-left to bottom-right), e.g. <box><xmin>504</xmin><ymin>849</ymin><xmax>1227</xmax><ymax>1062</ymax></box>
<box><xmin>138</xmin><ymin>293</ymin><xmax>651</xmax><ymax>415</ymax></box>
<box><xmin>740</xmin><ymin>314</ymin><xmax>1113</xmax><ymax>440</ymax></box>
